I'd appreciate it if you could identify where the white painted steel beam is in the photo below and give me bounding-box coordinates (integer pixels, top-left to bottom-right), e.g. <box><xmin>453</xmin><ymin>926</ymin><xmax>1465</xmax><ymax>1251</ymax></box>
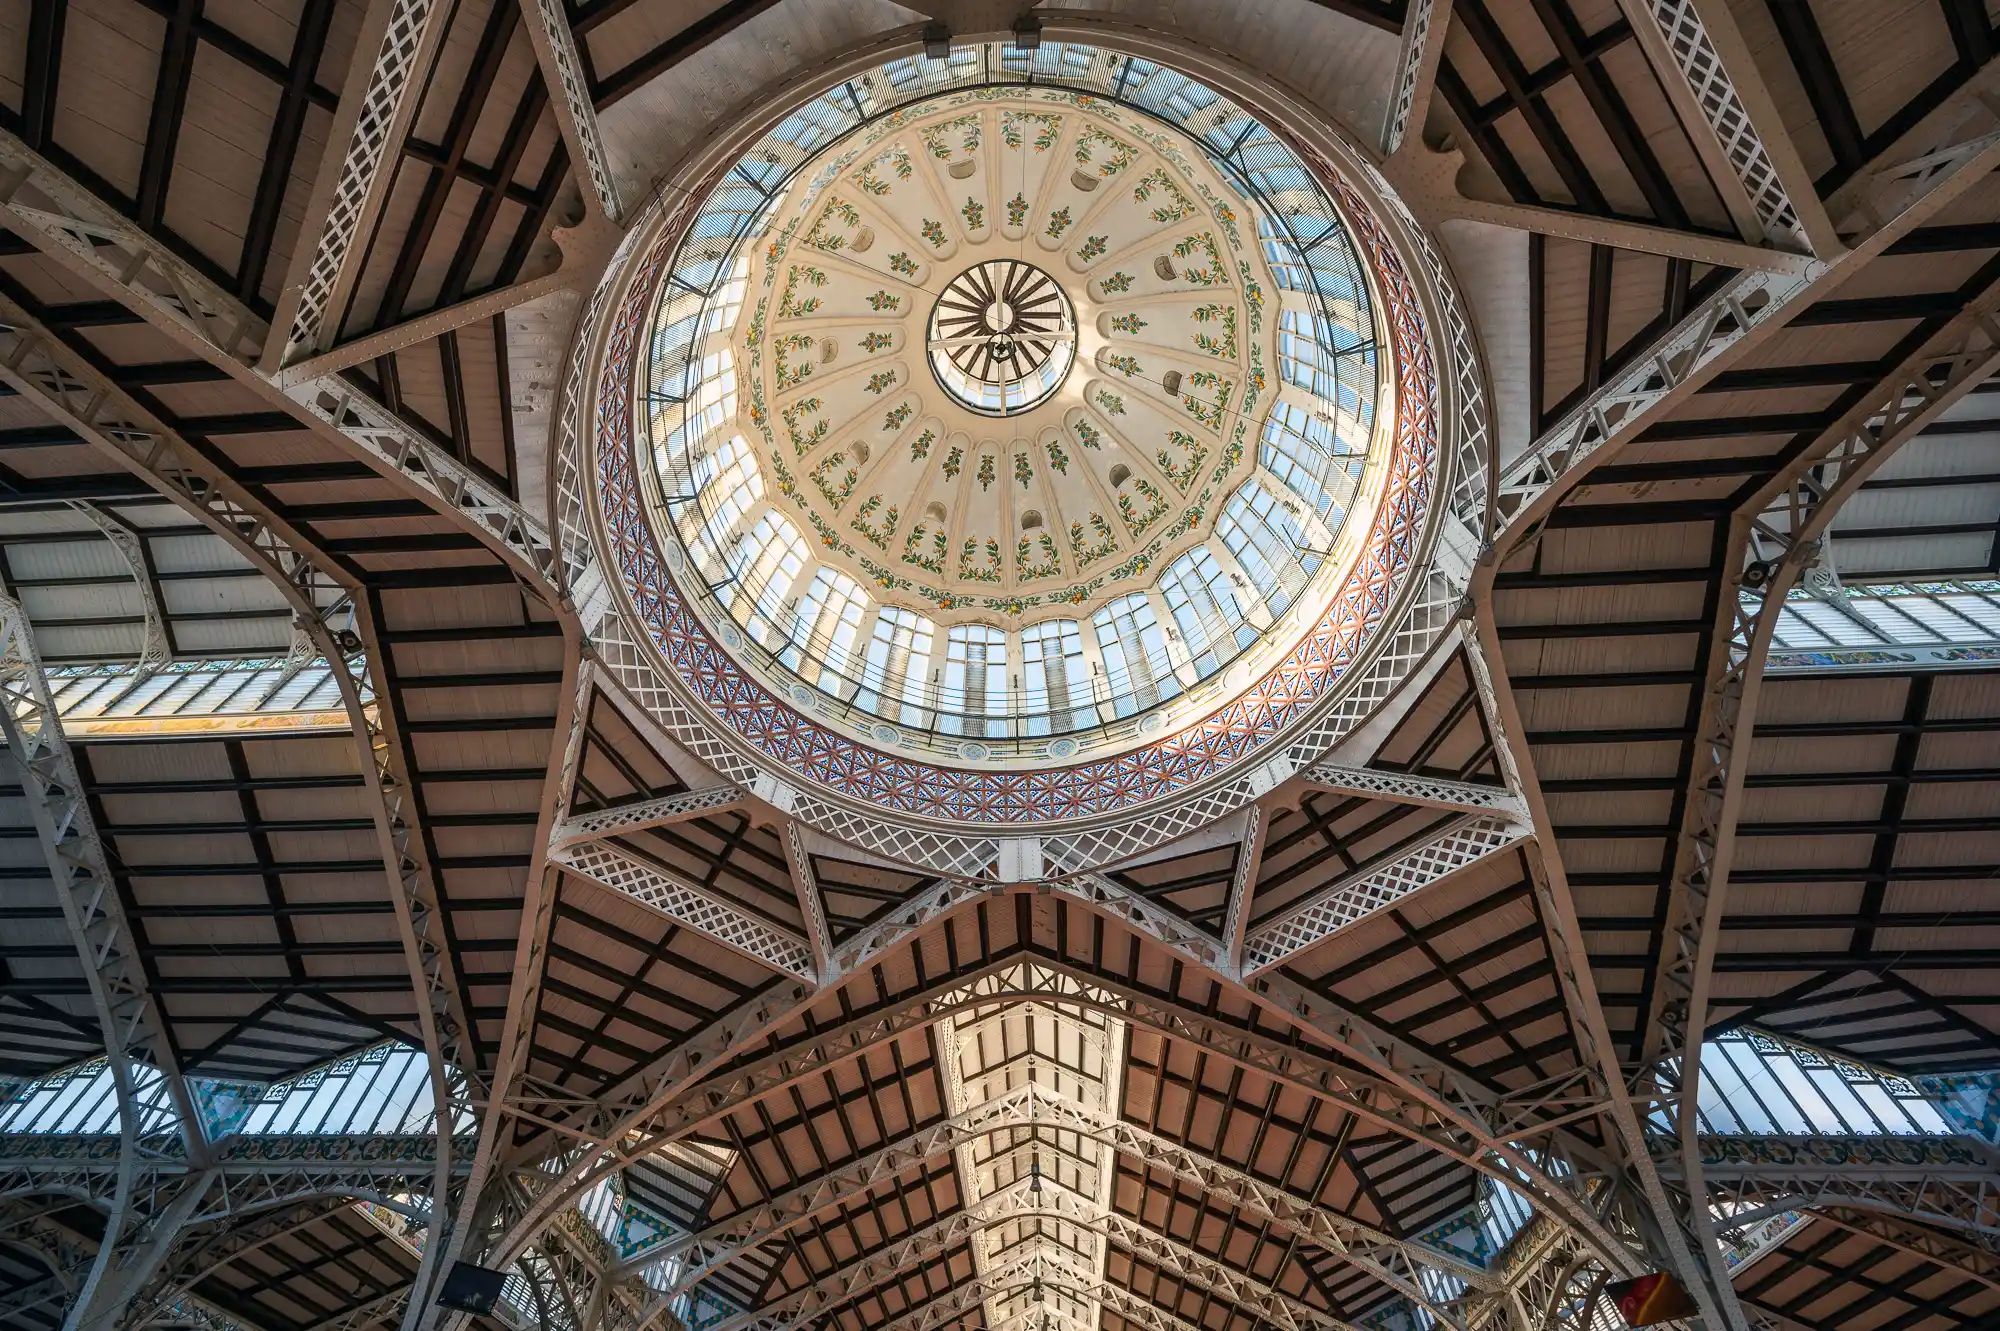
<box><xmin>1616</xmin><ymin>0</ymin><xmax>1835</xmax><ymax>253</ymax></box>
<box><xmin>266</xmin><ymin>0</ymin><xmax>454</xmax><ymax>368</ymax></box>
<box><xmin>1636</xmin><ymin>288</ymin><xmax>2000</xmax><ymax>1331</ymax></box>
<box><xmin>0</xmin><ymin>130</ymin><xmax>562</xmax><ymax>597</ymax></box>
<box><xmin>1241</xmin><ymin>813</ymin><xmax>1531</xmax><ymax>974</ymax></box>
<box><xmin>550</xmin><ymin>785</ymin><xmax>750</xmax><ymax>850</ymax></box>
<box><xmin>1295</xmin><ymin>763</ymin><xmax>1526</xmax><ymax>816</ymax></box>
<box><xmin>1490</xmin><ymin>76</ymin><xmax>2000</xmax><ymax>546</ymax></box>
<box><xmin>0</xmin><ymin>298</ymin><xmax>478</xmax><ymax>1331</ymax></box>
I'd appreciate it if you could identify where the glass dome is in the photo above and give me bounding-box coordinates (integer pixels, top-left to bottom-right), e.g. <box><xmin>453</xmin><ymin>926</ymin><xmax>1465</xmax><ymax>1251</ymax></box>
<box><xmin>633</xmin><ymin>45</ymin><xmax>1394</xmax><ymax>768</ymax></box>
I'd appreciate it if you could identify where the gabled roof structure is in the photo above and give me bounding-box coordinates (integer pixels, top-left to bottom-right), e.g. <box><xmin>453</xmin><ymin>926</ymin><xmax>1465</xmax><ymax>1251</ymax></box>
<box><xmin>0</xmin><ymin>4</ymin><xmax>1997</xmax><ymax>1331</ymax></box>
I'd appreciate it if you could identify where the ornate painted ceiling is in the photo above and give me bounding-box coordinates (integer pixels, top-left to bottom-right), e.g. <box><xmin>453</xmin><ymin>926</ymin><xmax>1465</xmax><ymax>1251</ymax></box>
<box><xmin>616</xmin><ymin>84</ymin><xmax>1403</xmax><ymax>774</ymax></box>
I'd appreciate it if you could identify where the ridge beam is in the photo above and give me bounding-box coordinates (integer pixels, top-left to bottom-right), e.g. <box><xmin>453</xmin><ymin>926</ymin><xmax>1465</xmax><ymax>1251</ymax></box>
<box><xmin>1242</xmin><ymin>812</ymin><xmax>1530</xmax><ymax>975</ymax></box>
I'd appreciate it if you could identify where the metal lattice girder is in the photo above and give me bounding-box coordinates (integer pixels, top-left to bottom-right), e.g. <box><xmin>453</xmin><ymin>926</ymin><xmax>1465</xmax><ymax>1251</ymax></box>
<box><xmin>1634</xmin><ymin>288</ymin><xmax>2000</xmax><ymax>1331</ymax></box>
<box><xmin>853</xmin><ymin>1250</ymin><xmax>1106</xmax><ymax>1331</ymax></box>
<box><xmin>1489</xmin><ymin>72</ymin><xmax>2000</xmax><ymax>542</ymax></box>
<box><xmin>586</xmin><ymin>953</ymin><xmax>1526</xmax><ymax>1279</ymax></box>
<box><xmin>0</xmin><ymin>135</ymin><xmax>264</xmax><ymax>362</ymax></box>
<box><xmin>0</xmin><ymin>296</ymin><xmax>478</xmax><ymax>1331</ymax></box>
<box><xmin>0</xmin><ymin>596</ymin><xmax>208</xmax><ymax>1327</ymax></box>
<box><xmin>925</xmin><ymin>1090</ymin><xmax>1476</xmax><ymax>1308</ymax></box>
<box><xmin>516</xmin><ymin>0</ymin><xmax>621</xmax><ymax>223</ymax></box>
<box><xmin>1241</xmin><ymin>812</ymin><xmax>1531</xmax><ymax>975</ymax></box>
<box><xmin>550</xmin><ymin>785</ymin><xmax>750</xmax><ymax>849</ymax></box>
<box><xmin>677</xmin><ymin>1177</ymin><xmax>1422</xmax><ymax>1331</ymax></box>
<box><xmin>1381</xmin><ymin>0</ymin><xmax>1448</xmax><ymax>156</ymax></box>
<box><xmin>1808</xmin><ymin>1206</ymin><xmax>2000</xmax><ymax>1286</ymax></box>
<box><xmin>1057</xmin><ymin>871</ymin><xmax>1669</xmax><ymax>1294</ymax></box>
<box><xmin>1617</xmin><ymin>0</ymin><xmax>1831</xmax><ymax>253</ymax></box>
<box><xmin>632</xmin><ymin>1079</ymin><xmax>1432</xmax><ymax>1319</ymax></box>
<box><xmin>1295</xmin><ymin>763</ymin><xmax>1527</xmax><ymax>817</ymax></box>
<box><xmin>0</xmin><ymin>132</ymin><xmax>561</xmax><ymax>597</ymax></box>
<box><xmin>784</xmin><ymin>820</ymin><xmax>835</xmax><ymax>982</ymax></box>
<box><xmin>66</xmin><ymin>504</ymin><xmax>172</xmax><ymax>679</ymax></box>
<box><xmin>479</xmin><ymin>873</ymin><xmax>1010</xmax><ymax>1270</ymax></box>
<box><xmin>986</xmin><ymin>1180</ymin><xmax>1365</xmax><ymax>1331</ymax></box>
<box><xmin>0</xmin><ymin>1133</ymin><xmax>464</xmax><ymax>1177</ymax></box>
<box><xmin>270</xmin><ymin>0</ymin><xmax>452</xmax><ymax>367</ymax></box>
<box><xmin>1674</xmin><ymin>1134</ymin><xmax>2000</xmax><ymax>1237</ymax></box>
<box><xmin>551</xmin><ymin>837</ymin><xmax>817</xmax><ymax>980</ymax></box>
<box><xmin>630</xmin><ymin>1082</ymin><xmax>1489</xmax><ymax>1310</ymax></box>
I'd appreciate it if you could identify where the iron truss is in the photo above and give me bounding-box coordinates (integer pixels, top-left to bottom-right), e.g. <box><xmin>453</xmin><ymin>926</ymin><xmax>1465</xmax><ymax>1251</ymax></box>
<box><xmin>5</xmin><ymin>5</ymin><xmax>2000</xmax><ymax>1331</ymax></box>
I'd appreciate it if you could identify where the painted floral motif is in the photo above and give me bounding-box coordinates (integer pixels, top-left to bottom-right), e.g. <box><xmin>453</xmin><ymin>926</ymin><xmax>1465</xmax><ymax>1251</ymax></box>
<box><xmin>781</xmin><ymin>397</ymin><xmax>826</xmax><ymax>455</ymax></box>
<box><xmin>778</xmin><ymin>265</ymin><xmax>828</xmax><ymax>317</ymax></box>
<box><xmin>888</xmin><ymin>251</ymin><xmax>920</xmax><ymax>276</ymax></box>
<box><xmin>863</xmin><ymin>369</ymin><xmax>900</xmax><ymax>395</ymax></box>
<box><xmin>962</xmin><ymin>197</ymin><xmax>986</xmax><ymax>231</ymax></box>
<box><xmin>1045</xmin><ymin>438</ymin><xmax>1071</xmax><ymax>474</ymax></box>
<box><xmin>1173</xmin><ymin>232</ymin><xmax>1228</xmax><ymax>285</ymax></box>
<box><xmin>866</xmin><ymin>289</ymin><xmax>902</xmax><ymax>312</ymax></box>
<box><xmin>1069</xmin><ymin>512</ymin><xmax>1119</xmax><ymax>566</ymax></box>
<box><xmin>903</xmin><ymin>523</ymin><xmax>946</xmax><ymax>573</ymax></box>
<box><xmin>1017</xmin><ymin>533</ymin><xmax>1063</xmax><ymax>579</ymax></box>
<box><xmin>810</xmin><ymin>450</ymin><xmax>858</xmax><ymax>506</ymax></box>
<box><xmin>860</xmin><ymin>332</ymin><xmax>894</xmax><ymax>353</ymax></box>
<box><xmin>909</xmin><ymin>428</ymin><xmax>936</xmax><ymax>461</ymax></box>
<box><xmin>1117</xmin><ymin>477</ymin><xmax>1170</xmax><ymax>536</ymax></box>
<box><xmin>1099</xmin><ymin>271</ymin><xmax>1134</xmax><ymax>295</ymax></box>
<box><xmin>1044</xmin><ymin>207</ymin><xmax>1073</xmax><ymax>240</ymax></box>
<box><xmin>1157</xmin><ymin>429</ymin><xmax>1210</xmax><ymax>491</ymax></box>
<box><xmin>1013</xmin><ymin>453</ymin><xmax>1033</xmax><ymax>488</ymax></box>
<box><xmin>942</xmin><ymin>445</ymin><xmax>964</xmax><ymax>480</ymax></box>
<box><xmin>1072</xmin><ymin>419</ymin><xmax>1104</xmax><ymax>449</ymax></box>
<box><xmin>1131</xmin><ymin>168</ymin><xmax>1195</xmax><ymax>223</ymax></box>
<box><xmin>1239</xmin><ymin>267</ymin><xmax>1266</xmax><ymax>333</ymax></box>
<box><xmin>1103</xmin><ymin>354</ymin><xmax>1144</xmax><ymax>379</ymax></box>
<box><xmin>1181</xmin><ymin>368</ymin><xmax>1233</xmax><ymax>429</ymax></box>
<box><xmin>1077</xmin><ymin>235</ymin><xmax>1108</xmax><ymax>262</ymax></box>
<box><xmin>1006</xmin><ymin>193</ymin><xmax>1029</xmax><ymax>228</ymax></box>
<box><xmin>958</xmin><ymin>538</ymin><xmax>1003</xmax><ymax>583</ymax></box>
<box><xmin>1093</xmin><ymin>390</ymin><xmax>1126</xmax><ymax>416</ymax></box>
<box><xmin>921</xmin><ymin>114</ymin><xmax>981</xmax><ymax>160</ymax></box>
<box><xmin>977</xmin><ymin>454</ymin><xmax>997</xmax><ymax>490</ymax></box>
<box><xmin>855</xmin><ymin>147</ymin><xmax>914</xmax><ymax>196</ymax></box>
<box><xmin>850</xmin><ymin>496</ymin><xmax>899</xmax><ymax>549</ymax></box>
<box><xmin>1192</xmin><ymin>303</ymin><xmax>1238</xmax><ymax>358</ymax></box>
<box><xmin>805</xmin><ymin>198</ymin><xmax>862</xmax><ymax>252</ymax></box>
<box><xmin>1074</xmin><ymin>126</ymin><xmax>1136</xmax><ymax>176</ymax></box>
<box><xmin>592</xmin><ymin>84</ymin><xmax>1433</xmax><ymax>826</ymax></box>
<box><xmin>774</xmin><ymin>334</ymin><xmax>817</xmax><ymax>389</ymax></box>
<box><xmin>921</xmin><ymin>219</ymin><xmax>949</xmax><ymax>249</ymax></box>
<box><xmin>1001</xmin><ymin>110</ymin><xmax>1062</xmax><ymax>151</ymax></box>
<box><xmin>882</xmin><ymin>402</ymin><xmax>914</xmax><ymax>432</ymax></box>
<box><xmin>1108</xmin><ymin>313</ymin><xmax>1148</xmax><ymax>335</ymax></box>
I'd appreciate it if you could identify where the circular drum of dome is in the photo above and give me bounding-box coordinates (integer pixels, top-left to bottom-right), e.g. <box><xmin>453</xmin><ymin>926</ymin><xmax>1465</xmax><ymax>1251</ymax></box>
<box><xmin>557</xmin><ymin>34</ymin><xmax>1490</xmax><ymax>875</ymax></box>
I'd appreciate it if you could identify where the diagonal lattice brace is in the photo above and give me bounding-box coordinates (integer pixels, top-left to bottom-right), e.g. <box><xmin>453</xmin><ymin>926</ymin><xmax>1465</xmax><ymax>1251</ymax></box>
<box><xmin>550</xmin><ymin>785</ymin><xmax>749</xmax><ymax>850</ymax></box>
<box><xmin>551</xmin><ymin>838</ymin><xmax>817</xmax><ymax>981</ymax></box>
<box><xmin>1243</xmin><ymin>813</ymin><xmax>1530</xmax><ymax>974</ymax></box>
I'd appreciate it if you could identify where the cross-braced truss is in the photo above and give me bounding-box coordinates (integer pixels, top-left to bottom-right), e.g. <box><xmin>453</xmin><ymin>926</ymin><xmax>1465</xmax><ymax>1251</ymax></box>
<box><xmin>4</xmin><ymin>5</ymin><xmax>2000</xmax><ymax>1331</ymax></box>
